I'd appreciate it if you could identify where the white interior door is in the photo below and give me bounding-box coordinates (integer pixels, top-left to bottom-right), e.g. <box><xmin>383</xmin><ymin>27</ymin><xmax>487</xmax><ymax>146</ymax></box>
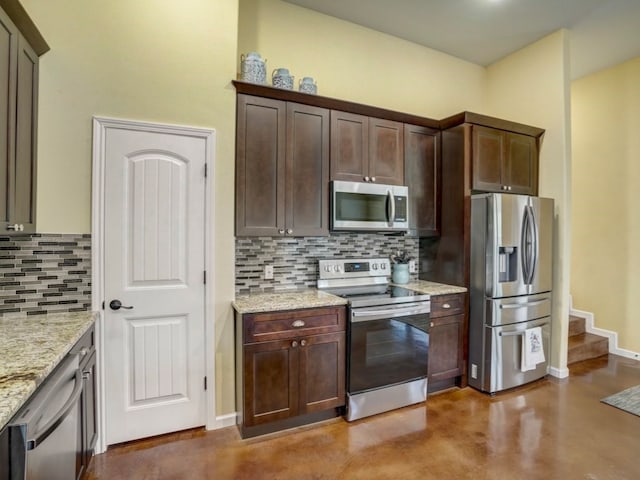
<box><xmin>103</xmin><ymin>125</ymin><xmax>207</xmax><ymax>445</ymax></box>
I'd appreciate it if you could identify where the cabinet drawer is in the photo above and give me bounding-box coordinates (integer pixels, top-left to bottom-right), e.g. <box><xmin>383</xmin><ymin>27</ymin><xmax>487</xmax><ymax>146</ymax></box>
<box><xmin>430</xmin><ymin>293</ymin><xmax>465</xmax><ymax>318</ymax></box>
<box><xmin>244</xmin><ymin>307</ymin><xmax>346</xmax><ymax>343</ymax></box>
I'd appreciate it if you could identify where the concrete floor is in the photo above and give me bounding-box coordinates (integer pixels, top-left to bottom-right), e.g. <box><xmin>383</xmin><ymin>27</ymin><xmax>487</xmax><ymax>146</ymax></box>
<box><xmin>87</xmin><ymin>354</ymin><xmax>640</xmax><ymax>479</ymax></box>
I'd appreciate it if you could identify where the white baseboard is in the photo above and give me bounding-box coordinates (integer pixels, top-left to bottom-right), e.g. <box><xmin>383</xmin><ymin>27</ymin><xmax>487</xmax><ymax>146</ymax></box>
<box><xmin>548</xmin><ymin>366</ymin><xmax>569</xmax><ymax>379</ymax></box>
<box><xmin>208</xmin><ymin>412</ymin><xmax>237</xmax><ymax>430</ymax></box>
<box><xmin>570</xmin><ymin>308</ymin><xmax>640</xmax><ymax>361</ymax></box>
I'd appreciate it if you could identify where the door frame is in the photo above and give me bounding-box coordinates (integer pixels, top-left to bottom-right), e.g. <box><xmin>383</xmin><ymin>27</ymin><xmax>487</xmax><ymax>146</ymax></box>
<box><xmin>91</xmin><ymin>116</ymin><xmax>216</xmax><ymax>453</ymax></box>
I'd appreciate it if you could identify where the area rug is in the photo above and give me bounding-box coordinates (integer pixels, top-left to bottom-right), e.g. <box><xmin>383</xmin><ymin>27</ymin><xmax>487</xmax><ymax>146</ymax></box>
<box><xmin>601</xmin><ymin>385</ymin><xmax>640</xmax><ymax>417</ymax></box>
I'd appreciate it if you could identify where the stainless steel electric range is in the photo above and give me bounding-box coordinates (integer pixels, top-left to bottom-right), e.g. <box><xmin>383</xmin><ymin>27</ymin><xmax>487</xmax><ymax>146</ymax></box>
<box><xmin>317</xmin><ymin>258</ymin><xmax>431</xmax><ymax>421</ymax></box>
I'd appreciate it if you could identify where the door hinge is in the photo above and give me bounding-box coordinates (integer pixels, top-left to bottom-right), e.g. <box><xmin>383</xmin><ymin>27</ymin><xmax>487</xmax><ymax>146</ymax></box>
<box><xmin>204</xmin><ymin>376</ymin><xmax>208</xmax><ymax>391</ymax></box>
<box><xmin>102</xmin><ymin>300</ymin><xmax>105</xmax><ymax>310</ymax></box>
<box><xmin>204</xmin><ymin>163</ymin><xmax>208</xmax><ymax>178</ymax></box>
<box><xmin>203</xmin><ymin>270</ymin><xmax>207</xmax><ymax>284</ymax></box>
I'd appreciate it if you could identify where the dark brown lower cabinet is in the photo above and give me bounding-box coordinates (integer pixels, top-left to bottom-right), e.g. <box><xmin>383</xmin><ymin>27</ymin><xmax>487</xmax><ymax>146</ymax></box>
<box><xmin>236</xmin><ymin>307</ymin><xmax>346</xmax><ymax>438</ymax></box>
<box><xmin>428</xmin><ymin>293</ymin><xmax>467</xmax><ymax>392</ymax></box>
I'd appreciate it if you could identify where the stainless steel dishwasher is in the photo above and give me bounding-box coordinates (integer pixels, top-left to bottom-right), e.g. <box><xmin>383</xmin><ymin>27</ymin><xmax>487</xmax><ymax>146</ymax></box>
<box><xmin>7</xmin><ymin>352</ymin><xmax>83</xmax><ymax>480</ymax></box>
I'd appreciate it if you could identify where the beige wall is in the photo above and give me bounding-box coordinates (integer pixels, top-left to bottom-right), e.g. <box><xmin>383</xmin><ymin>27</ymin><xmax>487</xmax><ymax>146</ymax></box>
<box><xmin>238</xmin><ymin>0</ymin><xmax>486</xmax><ymax>118</ymax></box>
<box><xmin>22</xmin><ymin>0</ymin><xmax>240</xmax><ymax>415</ymax></box>
<box><xmin>485</xmin><ymin>30</ymin><xmax>573</xmax><ymax>373</ymax></box>
<box><xmin>571</xmin><ymin>56</ymin><xmax>640</xmax><ymax>354</ymax></box>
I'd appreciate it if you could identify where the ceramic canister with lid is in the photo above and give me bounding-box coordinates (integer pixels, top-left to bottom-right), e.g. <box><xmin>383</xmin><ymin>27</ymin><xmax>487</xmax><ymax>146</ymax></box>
<box><xmin>298</xmin><ymin>77</ymin><xmax>317</xmax><ymax>94</ymax></box>
<box><xmin>240</xmin><ymin>52</ymin><xmax>266</xmax><ymax>84</ymax></box>
<box><xmin>272</xmin><ymin>68</ymin><xmax>294</xmax><ymax>90</ymax></box>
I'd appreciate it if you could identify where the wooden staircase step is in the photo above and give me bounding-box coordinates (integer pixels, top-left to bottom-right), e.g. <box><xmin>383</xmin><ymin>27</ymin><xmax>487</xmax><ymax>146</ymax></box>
<box><xmin>568</xmin><ymin>332</ymin><xmax>609</xmax><ymax>364</ymax></box>
<box><xmin>569</xmin><ymin>314</ymin><xmax>586</xmax><ymax>337</ymax></box>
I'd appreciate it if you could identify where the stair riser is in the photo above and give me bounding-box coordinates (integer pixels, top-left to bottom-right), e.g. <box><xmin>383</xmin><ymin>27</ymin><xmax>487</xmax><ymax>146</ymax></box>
<box><xmin>568</xmin><ymin>339</ymin><xmax>609</xmax><ymax>364</ymax></box>
<box><xmin>569</xmin><ymin>316</ymin><xmax>586</xmax><ymax>336</ymax></box>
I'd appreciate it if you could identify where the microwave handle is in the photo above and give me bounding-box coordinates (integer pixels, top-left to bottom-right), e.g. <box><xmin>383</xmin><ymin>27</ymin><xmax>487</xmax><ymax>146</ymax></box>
<box><xmin>387</xmin><ymin>190</ymin><xmax>395</xmax><ymax>226</ymax></box>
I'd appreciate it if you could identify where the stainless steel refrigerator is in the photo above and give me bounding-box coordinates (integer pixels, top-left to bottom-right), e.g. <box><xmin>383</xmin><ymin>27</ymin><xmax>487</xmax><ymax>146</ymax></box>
<box><xmin>468</xmin><ymin>193</ymin><xmax>554</xmax><ymax>394</ymax></box>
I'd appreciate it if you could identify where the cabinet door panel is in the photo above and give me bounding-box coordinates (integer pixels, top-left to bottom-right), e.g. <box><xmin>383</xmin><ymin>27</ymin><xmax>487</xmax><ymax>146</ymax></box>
<box><xmin>429</xmin><ymin>314</ymin><xmax>464</xmax><ymax>381</ymax></box>
<box><xmin>244</xmin><ymin>339</ymin><xmax>299</xmax><ymax>426</ymax></box>
<box><xmin>0</xmin><ymin>10</ymin><xmax>16</xmax><ymax>228</ymax></box>
<box><xmin>405</xmin><ymin>124</ymin><xmax>439</xmax><ymax>236</ymax></box>
<box><xmin>369</xmin><ymin>118</ymin><xmax>404</xmax><ymax>185</ymax></box>
<box><xmin>505</xmin><ymin>132</ymin><xmax>538</xmax><ymax>195</ymax></box>
<box><xmin>299</xmin><ymin>332</ymin><xmax>345</xmax><ymax>413</ymax></box>
<box><xmin>13</xmin><ymin>34</ymin><xmax>37</xmax><ymax>232</ymax></box>
<box><xmin>471</xmin><ymin>126</ymin><xmax>503</xmax><ymax>192</ymax></box>
<box><xmin>286</xmin><ymin>103</ymin><xmax>329</xmax><ymax>236</ymax></box>
<box><xmin>330</xmin><ymin>111</ymin><xmax>368</xmax><ymax>182</ymax></box>
<box><xmin>236</xmin><ymin>95</ymin><xmax>286</xmax><ymax>236</ymax></box>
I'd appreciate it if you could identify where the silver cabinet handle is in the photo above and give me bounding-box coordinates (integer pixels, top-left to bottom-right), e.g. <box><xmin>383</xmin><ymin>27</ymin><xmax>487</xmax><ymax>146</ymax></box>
<box><xmin>430</xmin><ymin>322</ymin><xmax>434</xmax><ymax>328</ymax></box>
<box><xmin>300</xmin><ymin>339</ymin><xmax>307</xmax><ymax>347</ymax></box>
<box><xmin>286</xmin><ymin>228</ymin><xmax>293</xmax><ymax>235</ymax></box>
<box><xmin>291</xmin><ymin>340</ymin><xmax>298</xmax><ymax>348</ymax></box>
<box><xmin>364</xmin><ymin>176</ymin><xmax>370</xmax><ymax>182</ymax></box>
<box><xmin>7</xmin><ymin>223</ymin><xmax>23</xmax><ymax>231</ymax></box>
<box><xmin>291</xmin><ymin>320</ymin><xmax>305</xmax><ymax>328</ymax></box>
<box><xmin>371</xmin><ymin>176</ymin><xmax>376</xmax><ymax>182</ymax></box>
<box><xmin>278</xmin><ymin>229</ymin><xmax>285</xmax><ymax>234</ymax></box>
<box><xmin>442</xmin><ymin>303</ymin><xmax>451</xmax><ymax>309</ymax></box>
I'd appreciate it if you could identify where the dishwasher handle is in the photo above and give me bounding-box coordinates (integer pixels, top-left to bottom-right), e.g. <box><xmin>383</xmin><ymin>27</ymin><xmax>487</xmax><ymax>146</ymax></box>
<box><xmin>27</xmin><ymin>369</ymin><xmax>83</xmax><ymax>451</ymax></box>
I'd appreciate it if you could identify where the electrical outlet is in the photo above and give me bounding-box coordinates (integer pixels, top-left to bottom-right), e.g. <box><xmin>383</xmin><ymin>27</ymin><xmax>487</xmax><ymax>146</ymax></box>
<box><xmin>264</xmin><ymin>265</ymin><xmax>274</xmax><ymax>280</ymax></box>
<box><xmin>408</xmin><ymin>260</ymin><xmax>417</xmax><ymax>273</ymax></box>
<box><xmin>471</xmin><ymin>364</ymin><xmax>478</xmax><ymax>379</ymax></box>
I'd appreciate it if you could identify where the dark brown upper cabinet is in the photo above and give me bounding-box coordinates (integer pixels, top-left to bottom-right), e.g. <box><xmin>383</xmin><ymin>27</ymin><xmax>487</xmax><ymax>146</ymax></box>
<box><xmin>0</xmin><ymin>3</ymin><xmax>46</xmax><ymax>235</ymax></box>
<box><xmin>330</xmin><ymin>111</ymin><xmax>404</xmax><ymax>186</ymax></box>
<box><xmin>236</xmin><ymin>94</ymin><xmax>329</xmax><ymax>237</ymax></box>
<box><xmin>471</xmin><ymin>125</ymin><xmax>538</xmax><ymax>195</ymax></box>
<box><xmin>404</xmin><ymin>124</ymin><xmax>440</xmax><ymax>236</ymax></box>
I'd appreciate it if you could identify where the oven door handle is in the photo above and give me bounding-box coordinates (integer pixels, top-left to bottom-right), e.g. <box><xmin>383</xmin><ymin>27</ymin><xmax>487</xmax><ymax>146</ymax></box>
<box><xmin>351</xmin><ymin>304</ymin><xmax>431</xmax><ymax>322</ymax></box>
<box><xmin>27</xmin><ymin>369</ymin><xmax>83</xmax><ymax>450</ymax></box>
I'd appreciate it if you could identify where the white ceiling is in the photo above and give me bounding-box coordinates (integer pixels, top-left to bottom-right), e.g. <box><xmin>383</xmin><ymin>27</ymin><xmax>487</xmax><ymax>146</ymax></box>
<box><xmin>284</xmin><ymin>0</ymin><xmax>640</xmax><ymax>79</ymax></box>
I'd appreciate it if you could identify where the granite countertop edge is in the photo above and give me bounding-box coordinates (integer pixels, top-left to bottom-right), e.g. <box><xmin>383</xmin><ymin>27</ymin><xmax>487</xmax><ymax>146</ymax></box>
<box><xmin>0</xmin><ymin>311</ymin><xmax>98</xmax><ymax>431</ymax></box>
<box><xmin>233</xmin><ymin>281</ymin><xmax>466</xmax><ymax>314</ymax></box>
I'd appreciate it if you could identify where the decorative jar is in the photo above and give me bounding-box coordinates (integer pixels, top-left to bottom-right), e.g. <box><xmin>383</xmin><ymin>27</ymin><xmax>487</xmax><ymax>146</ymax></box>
<box><xmin>240</xmin><ymin>52</ymin><xmax>266</xmax><ymax>84</ymax></box>
<box><xmin>298</xmin><ymin>77</ymin><xmax>317</xmax><ymax>94</ymax></box>
<box><xmin>392</xmin><ymin>263</ymin><xmax>410</xmax><ymax>284</ymax></box>
<box><xmin>272</xmin><ymin>68</ymin><xmax>294</xmax><ymax>90</ymax></box>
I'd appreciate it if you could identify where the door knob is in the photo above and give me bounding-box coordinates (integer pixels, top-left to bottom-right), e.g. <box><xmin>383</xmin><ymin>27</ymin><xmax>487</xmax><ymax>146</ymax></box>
<box><xmin>109</xmin><ymin>299</ymin><xmax>133</xmax><ymax>310</ymax></box>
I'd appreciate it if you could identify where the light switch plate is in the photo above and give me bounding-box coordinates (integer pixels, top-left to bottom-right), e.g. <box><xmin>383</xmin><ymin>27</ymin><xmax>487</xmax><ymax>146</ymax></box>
<box><xmin>409</xmin><ymin>260</ymin><xmax>417</xmax><ymax>273</ymax></box>
<box><xmin>264</xmin><ymin>265</ymin><xmax>274</xmax><ymax>280</ymax></box>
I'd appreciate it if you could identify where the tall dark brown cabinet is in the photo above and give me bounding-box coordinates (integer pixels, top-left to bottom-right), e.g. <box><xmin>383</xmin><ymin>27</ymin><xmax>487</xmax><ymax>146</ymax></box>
<box><xmin>420</xmin><ymin>112</ymin><xmax>544</xmax><ymax>389</ymax></box>
<box><xmin>0</xmin><ymin>2</ymin><xmax>47</xmax><ymax>235</ymax></box>
<box><xmin>235</xmin><ymin>94</ymin><xmax>330</xmax><ymax>237</ymax></box>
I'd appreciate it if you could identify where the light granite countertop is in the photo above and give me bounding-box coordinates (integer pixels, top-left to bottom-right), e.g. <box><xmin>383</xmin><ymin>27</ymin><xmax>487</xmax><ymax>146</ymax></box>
<box><xmin>233</xmin><ymin>281</ymin><xmax>466</xmax><ymax>314</ymax></box>
<box><xmin>0</xmin><ymin>311</ymin><xmax>97</xmax><ymax>430</ymax></box>
<box><xmin>233</xmin><ymin>289</ymin><xmax>348</xmax><ymax>314</ymax></box>
<box><xmin>396</xmin><ymin>280</ymin><xmax>467</xmax><ymax>296</ymax></box>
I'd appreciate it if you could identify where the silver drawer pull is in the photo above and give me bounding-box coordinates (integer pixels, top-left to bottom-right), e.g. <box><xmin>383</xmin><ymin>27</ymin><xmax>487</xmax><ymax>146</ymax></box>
<box><xmin>292</xmin><ymin>320</ymin><xmax>305</xmax><ymax>328</ymax></box>
<box><xmin>442</xmin><ymin>303</ymin><xmax>451</xmax><ymax>309</ymax></box>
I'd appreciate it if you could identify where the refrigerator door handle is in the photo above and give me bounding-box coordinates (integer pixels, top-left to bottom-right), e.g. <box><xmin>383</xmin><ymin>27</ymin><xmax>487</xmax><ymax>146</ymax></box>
<box><xmin>521</xmin><ymin>205</ymin><xmax>538</xmax><ymax>285</ymax></box>
<box><xmin>499</xmin><ymin>330</ymin><xmax>526</xmax><ymax>337</ymax></box>
<box><xmin>499</xmin><ymin>299</ymin><xmax>547</xmax><ymax>309</ymax></box>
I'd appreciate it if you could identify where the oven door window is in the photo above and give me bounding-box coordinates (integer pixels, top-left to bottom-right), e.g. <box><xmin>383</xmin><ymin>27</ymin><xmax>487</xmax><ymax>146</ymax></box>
<box><xmin>348</xmin><ymin>314</ymin><xmax>429</xmax><ymax>394</ymax></box>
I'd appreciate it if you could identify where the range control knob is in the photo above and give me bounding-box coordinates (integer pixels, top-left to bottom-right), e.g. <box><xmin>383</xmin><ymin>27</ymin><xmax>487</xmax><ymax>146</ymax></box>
<box><xmin>381</xmin><ymin>263</ymin><xmax>387</xmax><ymax>270</ymax></box>
<box><xmin>371</xmin><ymin>263</ymin><xmax>378</xmax><ymax>270</ymax></box>
<box><xmin>334</xmin><ymin>265</ymin><xmax>342</xmax><ymax>273</ymax></box>
<box><xmin>324</xmin><ymin>265</ymin><xmax>332</xmax><ymax>272</ymax></box>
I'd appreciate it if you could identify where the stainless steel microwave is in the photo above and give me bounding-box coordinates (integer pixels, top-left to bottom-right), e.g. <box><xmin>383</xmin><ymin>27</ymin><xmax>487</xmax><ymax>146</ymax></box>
<box><xmin>331</xmin><ymin>180</ymin><xmax>409</xmax><ymax>232</ymax></box>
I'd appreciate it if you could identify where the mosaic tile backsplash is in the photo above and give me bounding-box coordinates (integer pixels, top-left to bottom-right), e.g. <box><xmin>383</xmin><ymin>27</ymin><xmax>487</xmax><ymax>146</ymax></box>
<box><xmin>0</xmin><ymin>234</ymin><xmax>91</xmax><ymax>316</ymax></box>
<box><xmin>236</xmin><ymin>233</ymin><xmax>419</xmax><ymax>294</ymax></box>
